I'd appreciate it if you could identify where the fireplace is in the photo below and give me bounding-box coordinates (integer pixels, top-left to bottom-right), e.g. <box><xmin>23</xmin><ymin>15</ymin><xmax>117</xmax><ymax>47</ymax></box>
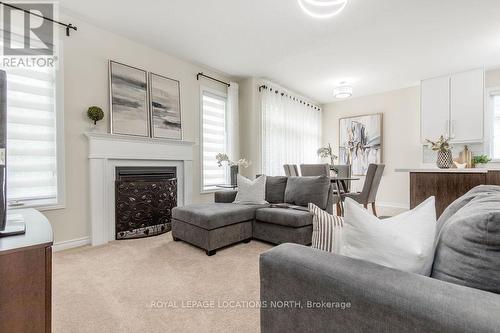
<box><xmin>115</xmin><ymin>166</ymin><xmax>177</xmax><ymax>240</ymax></box>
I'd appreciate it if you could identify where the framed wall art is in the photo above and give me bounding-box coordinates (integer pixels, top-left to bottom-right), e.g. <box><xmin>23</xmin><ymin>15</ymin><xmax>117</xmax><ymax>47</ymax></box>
<box><xmin>109</xmin><ymin>61</ymin><xmax>149</xmax><ymax>137</ymax></box>
<box><xmin>339</xmin><ymin>113</ymin><xmax>383</xmax><ymax>176</ymax></box>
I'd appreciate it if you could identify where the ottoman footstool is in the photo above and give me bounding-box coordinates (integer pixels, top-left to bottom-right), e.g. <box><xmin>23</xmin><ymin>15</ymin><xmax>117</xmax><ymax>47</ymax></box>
<box><xmin>172</xmin><ymin>203</ymin><xmax>267</xmax><ymax>256</ymax></box>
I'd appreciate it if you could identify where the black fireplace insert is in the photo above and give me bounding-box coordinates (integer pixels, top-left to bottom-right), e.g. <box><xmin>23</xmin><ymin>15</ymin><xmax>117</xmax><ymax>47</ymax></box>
<box><xmin>115</xmin><ymin>166</ymin><xmax>177</xmax><ymax>240</ymax></box>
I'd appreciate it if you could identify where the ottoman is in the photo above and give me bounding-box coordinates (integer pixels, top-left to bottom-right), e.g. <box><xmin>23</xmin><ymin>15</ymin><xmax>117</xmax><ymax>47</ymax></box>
<box><xmin>172</xmin><ymin>203</ymin><xmax>267</xmax><ymax>256</ymax></box>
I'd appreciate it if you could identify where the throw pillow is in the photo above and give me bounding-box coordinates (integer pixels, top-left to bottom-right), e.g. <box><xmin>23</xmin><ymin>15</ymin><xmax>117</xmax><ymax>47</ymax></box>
<box><xmin>432</xmin><ymin>193</ymin><xmax>500</xmax><ymax>294</ymax></box>
<box><xmin>341</xmin><ymin>197</ymin><xmax>437</xmax><ymax>275</ymax></box>
<box><xmin>284</xmin><ymin>176</ymin><xmax>331</xmax><ymax>210</ymax></box>
<box><xmin>265</xmin><ymin>176</ymin><xmax>288</xmax><ymax>204</ymax></box>
<box><xmin>309</xmin><ymin>203</ymin><xmax>343</xmax><ymax>253</ymax></box>
<box><xmin>233</xmin><ymin>174</ymin><xmax>268</xmax><ymax>205</ymax></box>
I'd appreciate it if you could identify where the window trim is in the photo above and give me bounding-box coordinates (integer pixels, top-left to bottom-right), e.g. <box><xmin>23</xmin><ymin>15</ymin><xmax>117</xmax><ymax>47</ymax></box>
<box><xmin>199</xmin><ymin>85</ymin><xmax>228</xmax><ymax>194</ymax></box>
<box><xmin>486</xmin><ymin>87</ymin><xmax>500</xmax><ymax>162</ymax></box>
<box><xmin>6</xmin><ymin>45</ymin><xmax>66</xmax><ymax>212</ymax></box>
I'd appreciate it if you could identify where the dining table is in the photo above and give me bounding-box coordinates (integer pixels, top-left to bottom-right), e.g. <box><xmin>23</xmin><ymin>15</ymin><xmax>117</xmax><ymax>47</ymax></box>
<box><xmin>330</xmin><ymin>176</ymin><xmax>360</xmax><ymax>216</ymax></box>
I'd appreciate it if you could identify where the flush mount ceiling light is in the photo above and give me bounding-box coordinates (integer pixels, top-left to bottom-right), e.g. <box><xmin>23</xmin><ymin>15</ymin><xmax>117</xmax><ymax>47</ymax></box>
<box><xmin>298</xmin><ymin>0</ymin><xmax>348</xmax><ymax>19</ymax></box>
<box><xmin>334</xmin><ymin>83</ymin><xmax>353</xmax><ymax>99</ymax></box>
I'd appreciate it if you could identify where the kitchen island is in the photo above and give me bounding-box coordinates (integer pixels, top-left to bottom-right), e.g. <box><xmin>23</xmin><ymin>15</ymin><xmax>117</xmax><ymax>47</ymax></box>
<box><xmin>395</xmin><ymin>168</ymin><xmax>500</xmax><ymax>217</ymax></box>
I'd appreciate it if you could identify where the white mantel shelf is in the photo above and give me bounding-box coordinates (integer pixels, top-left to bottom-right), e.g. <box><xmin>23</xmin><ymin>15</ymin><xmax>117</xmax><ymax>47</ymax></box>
<box><xmin>85</xmin><ymin>132</ymin><xmax>196</xmax><ymax>160</ymax></box>
<box><xmin>395</xmin><ymin>168</ymin><xmax>489</xmax><ymax>174</ymax></box>
<box><xmin>85</xmin><ymin>132</ymin><xmax>195</xmax><ymax>246</ymax></box>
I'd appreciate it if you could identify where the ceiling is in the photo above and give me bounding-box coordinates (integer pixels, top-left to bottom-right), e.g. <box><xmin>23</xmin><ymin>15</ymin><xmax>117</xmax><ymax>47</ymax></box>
<box><xmin>59</xmin><ymin>0</ymin><xmax>500</xmax><ymax>103</ymax></box>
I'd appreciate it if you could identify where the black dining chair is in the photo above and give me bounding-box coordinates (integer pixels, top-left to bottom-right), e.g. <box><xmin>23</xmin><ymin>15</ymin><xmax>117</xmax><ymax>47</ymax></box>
<box><xmin>341</xmin><ymin>164</ymin><xmax>385</xmax><ymax>216</ymax></box>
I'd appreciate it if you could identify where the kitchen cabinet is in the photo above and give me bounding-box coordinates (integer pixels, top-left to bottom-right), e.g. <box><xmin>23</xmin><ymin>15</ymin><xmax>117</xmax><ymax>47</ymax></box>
<box><xmin>421</xmin><ymin>68</ymin><xmax>484</xmax><ymax>143</ymax></box>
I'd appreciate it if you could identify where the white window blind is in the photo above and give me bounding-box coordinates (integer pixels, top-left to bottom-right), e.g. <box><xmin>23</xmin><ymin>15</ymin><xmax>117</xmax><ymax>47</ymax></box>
<box><xmin>3</xmin><ymin>65</ymin><xmax>58</xmax><ymax>205</ymax></box>
<box><xmin>201</xmin><ymin>91</ymin><xmax>227</xmax><ymax>191</ymax></box>
<box><xmin>493</xmin><ymin>95</ymin><xmax>500</xmax><ymax>159</ymax></box>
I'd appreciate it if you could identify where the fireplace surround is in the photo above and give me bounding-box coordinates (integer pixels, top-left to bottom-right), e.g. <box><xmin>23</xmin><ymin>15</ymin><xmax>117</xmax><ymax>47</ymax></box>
<box><xmin>86</xmin><ymin>132</ymin><xmax>194</xmax><ymax>246</ymax></box>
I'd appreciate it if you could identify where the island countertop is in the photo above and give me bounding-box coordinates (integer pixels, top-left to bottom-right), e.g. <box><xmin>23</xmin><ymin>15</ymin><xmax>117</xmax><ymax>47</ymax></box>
<box><xmin>395</xmin><ymin>168</ymin><xmax>490</xmax><ymax>173</ymax></box>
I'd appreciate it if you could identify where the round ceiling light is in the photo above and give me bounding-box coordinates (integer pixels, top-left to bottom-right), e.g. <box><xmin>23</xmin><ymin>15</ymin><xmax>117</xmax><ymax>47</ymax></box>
<box><xmin>298</xmin><ymin>0</ymin><xmax>348</xmax><ymax>19</ymax></box>
<box><xmin>334</xmin><ymin>83</ymin><xmax>353</xmax><ymax>99</ymax></box>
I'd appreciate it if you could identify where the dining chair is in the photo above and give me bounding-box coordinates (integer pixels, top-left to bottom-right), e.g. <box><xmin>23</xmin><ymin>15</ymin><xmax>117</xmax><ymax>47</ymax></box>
<box><xmin>341</xmin><ymin>164</ymin><xmax>385</xmax><ymax>216</ymax></box>
<box><xmin>299</xmin><ymin>164</ymin><xmax>330</xmax><ymax>177</ymax></box>
<box><xmin>283</xmin><ymin>164</ymin><xmax>300</xmax><ymax>177</ymax></box>
<box><xmin>332</xmin><ymin>164</ymin><xmax>352</xmax><ymax>193</ymax></box>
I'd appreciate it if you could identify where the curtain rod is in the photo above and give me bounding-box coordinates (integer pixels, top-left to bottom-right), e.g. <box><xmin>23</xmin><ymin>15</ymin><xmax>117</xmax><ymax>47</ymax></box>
<box><xmin>259</xmin><ymin>85</ymin><xmax>321</xmax><ymax>111</ymax></box>
<box><xmin>0</xmin><ymin>2</ymin><xmax>77</xmax><ymax>36</ymax></box>
<box><xmin>196</xmin><ymin>72</ymin><xmax>230</xmax><ymax>87</ymax></box>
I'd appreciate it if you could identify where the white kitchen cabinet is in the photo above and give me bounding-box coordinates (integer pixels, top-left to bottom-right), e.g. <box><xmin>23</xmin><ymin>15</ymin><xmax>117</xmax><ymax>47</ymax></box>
<box><xmin>420</xmin><ymin>68</ymin><xmax>484</xmax><ymax>143</ymax></box>
<box><xmin>450</xmin><ymin>69</ymin><xmax>484</xmax><ymax>142</ymax></box>
<box><xmin>421</xmin><ymin>76</ymin><xmax>450</xmax><ymax>141</ymax></box>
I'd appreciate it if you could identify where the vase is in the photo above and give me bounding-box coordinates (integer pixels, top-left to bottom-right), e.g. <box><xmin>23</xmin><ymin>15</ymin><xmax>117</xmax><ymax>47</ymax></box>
<box><xmin>437</xmin><ymin>150</ymin><xmax>453</xmax><ymax>169</ymax></box>
<box><xmin>230</xmin><ymin>165</ymin><xmax>239</xmax><ymax>186</ymax></box>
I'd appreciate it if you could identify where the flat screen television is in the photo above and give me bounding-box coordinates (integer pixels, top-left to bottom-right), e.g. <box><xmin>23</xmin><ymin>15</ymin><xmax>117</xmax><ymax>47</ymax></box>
<box><xmin>0</xmin><ymin>70</ymin><xmax>24</xmax><ymax>237</ymax></box>
<box><xmin>0</xmin><ymin>69</ymin><xmax>6</xmax><ymax>233</ymax></box>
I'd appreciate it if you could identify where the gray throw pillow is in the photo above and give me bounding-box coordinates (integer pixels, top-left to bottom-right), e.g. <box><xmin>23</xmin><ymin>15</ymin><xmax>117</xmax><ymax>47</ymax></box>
<box><xmin>284</xmin><ymin>176</ymin><xmax>330</xmax><ymax>210</ymax></box>
<box><xmin>265</xmin><ymin>176</ymin><xmax>288</xmax><ymax>204</ymax></box>
<box><xmin>431</xmin><ymin>193</ymin><xmax>500</xmax><ymax>294</ymax></box>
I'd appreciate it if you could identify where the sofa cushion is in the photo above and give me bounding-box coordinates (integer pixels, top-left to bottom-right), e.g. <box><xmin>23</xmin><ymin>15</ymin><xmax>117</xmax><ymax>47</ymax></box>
<box><xmin>432</xmin><ymin>193</ymin><xmax>500</xmax><ymax>294</ymax></box>
<box><xmin>233</xmin><ymin>175</ymin><xmax>268</xmax><ymax>205</ymax></box>
<box><xmin>284</xmin><ymin>176</ymin><xmax>331</xmax><ymax>210</ymax></box>
<box><xmin>437</xmin><ymin>185</ymin><xmax>500</xmax><ymax>235</ymax></box>
<box><xmin>265</xmin><ymin>176</ymin><xmax>288</xmax><ymax>204</ymax></box>
<box><xmin>172</xmin><ymin>203</ymin><xmax>267</xmax><ymax>230</ymax></box>
<box><xmin>256</xmin><ymin>207</ymin><xmax>313</xmax><ymax>228</ymax></box>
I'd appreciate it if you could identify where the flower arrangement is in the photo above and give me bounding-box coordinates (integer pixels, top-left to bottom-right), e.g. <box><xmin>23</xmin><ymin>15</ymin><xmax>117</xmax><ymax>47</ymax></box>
<box><xmin>317</xmin><ymin>143</ymin><xmax>338</xmax><ymax>165</ymax></box>
<box><xmin>425</xmin><ymin>135</ymin><xmax>451</xmax><ymax>152</ymax></box>
<box><xmin>215</xmin><ymin>153</ymin><xmax>250</xmax><ymax>168</ymax></box>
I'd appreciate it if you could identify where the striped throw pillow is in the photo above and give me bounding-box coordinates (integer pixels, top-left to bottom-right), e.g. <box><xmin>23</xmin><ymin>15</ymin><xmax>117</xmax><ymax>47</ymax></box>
<box><xmin>309</xmin><ymin>203</ymin><xmax>344</xmax><ymax>253</ymax></box>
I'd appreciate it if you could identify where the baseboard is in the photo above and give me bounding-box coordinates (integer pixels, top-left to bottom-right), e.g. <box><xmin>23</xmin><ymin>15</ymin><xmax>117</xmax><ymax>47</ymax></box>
<box><xmin>53</xmin><ymin>236</ymin><xmax>91</xmax><ymax>252</ymax></box>
<box><xmin>377</xmin><ymin>202</ymin><xmax>410</xmax><ymax>210</ymax></box>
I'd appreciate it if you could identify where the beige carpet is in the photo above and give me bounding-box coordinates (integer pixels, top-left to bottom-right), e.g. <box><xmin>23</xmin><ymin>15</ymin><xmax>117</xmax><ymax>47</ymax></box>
<box><xmin>53</xmin><ymin>233</ymin><xmax>272</xmax><ymax>333</ymax></box>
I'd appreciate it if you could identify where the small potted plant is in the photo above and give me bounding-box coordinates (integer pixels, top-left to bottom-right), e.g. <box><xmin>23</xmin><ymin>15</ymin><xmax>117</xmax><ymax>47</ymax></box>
<box><xmin>87</xmin><ymin>106</ymin><xmax>104</xmax><ymax>130</ymax></box>
<box><xmin>472</xmin><ymin>155</ymin><xmax>491</xmax><ymax>168</ymax></box>
<box><xmin>317</xmin><ymin>143</ymin><xmax>338</xmax><ymax>171</ymax></box>
<box><xmin>216</xmin><ymin>153</ymin><xmax>250</xmax><ymax>186</ymax></box>
<box><xmin>426</xmin><ymin>135</ymin><xmax>453</xmax><ymax>169</ymax></box>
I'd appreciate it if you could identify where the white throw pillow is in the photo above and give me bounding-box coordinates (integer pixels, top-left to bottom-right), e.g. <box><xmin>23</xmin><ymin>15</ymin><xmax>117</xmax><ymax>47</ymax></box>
<box><xmin>309</xmin><ymin>203</ymin><xmax>343</xmax><ymax>253</ymax></box>
<box><xmin>341</xmin><ymin>197</ymin><xmax>437</xmax><ymax>275</ymax></box>
<box><xmin>233</xmin><ymin>174</ymin><xmax>268</xmax><ymax>205</ymax></box>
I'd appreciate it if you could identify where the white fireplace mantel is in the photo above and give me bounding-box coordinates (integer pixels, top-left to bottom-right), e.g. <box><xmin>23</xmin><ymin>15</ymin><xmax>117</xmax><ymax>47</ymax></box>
<box><xmin>85</xmin><ymin>132</ymin><xmax>195</xmax><ymax>246</ymax></box>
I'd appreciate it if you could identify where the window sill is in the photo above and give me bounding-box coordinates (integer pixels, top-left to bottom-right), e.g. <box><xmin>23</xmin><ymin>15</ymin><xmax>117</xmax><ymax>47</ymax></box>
<box><xmin>8</xmin><ymin>199</ymin><xmax>65</xmax><ymax>212</ymax></box>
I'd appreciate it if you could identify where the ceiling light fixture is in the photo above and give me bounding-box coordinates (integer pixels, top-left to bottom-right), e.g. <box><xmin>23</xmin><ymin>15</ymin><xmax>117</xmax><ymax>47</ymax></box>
<box><xmin>334</xmin><ymin>83</ymin><xmax>353</xmax><ymax>99</ymax></box>
<box><xmin>298</xmin><ymin>0</ymin><xmax>348</xmax><ymax>19</ymax></box>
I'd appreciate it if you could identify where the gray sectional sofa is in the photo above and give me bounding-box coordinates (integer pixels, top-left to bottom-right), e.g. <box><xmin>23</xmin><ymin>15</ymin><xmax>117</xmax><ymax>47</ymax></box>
<box><xmin>172</xmin><ymin>175</ymin><xmax>334</xmax><ymax>255</ymax></box>
<box><xmin>260</xmin><ymin>185</ymin><xmax>500</xmax><ymax>333</ymax></box>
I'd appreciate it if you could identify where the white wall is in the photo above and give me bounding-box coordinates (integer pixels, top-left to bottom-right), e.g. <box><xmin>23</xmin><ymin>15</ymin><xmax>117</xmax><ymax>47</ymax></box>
<box><xmin>238</xmin><ymin>77</ymin><xmax>262</xmax><ymax>178</ymax></box>
<box><xmin>43</xmin><ymin>13</ymin><xmax>231</xmax><ymax>243</ymax></box>
<box><xmin>322</xmin><ymin>86</ymin><xmax>421</xmax><ymax>208</ymax></box>
<box><xmin>322</xmin><ymin>69</ymin><xmax>500</xmax><ymax>208</ymax></box>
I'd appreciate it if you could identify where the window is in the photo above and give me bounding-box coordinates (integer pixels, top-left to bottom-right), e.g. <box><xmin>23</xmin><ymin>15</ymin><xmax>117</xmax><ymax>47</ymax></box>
<box><xmin>261</xmin><ymin>86</ymin><xmax>322</xmax><ymax>176</ymax></box>
<box><xmin>201</xmin><ymin>89</ymin><xmax>227</xmax><ymax>192</ymax></box>
<box><xmin>1</xmin><ymin>32</ymin><xmax>63</xmax><ymax>209</ymax></box>
<box><xmin>493</xmin><ymin>95</ymin><xmax>500</xmax><ymax>160</ymax></box>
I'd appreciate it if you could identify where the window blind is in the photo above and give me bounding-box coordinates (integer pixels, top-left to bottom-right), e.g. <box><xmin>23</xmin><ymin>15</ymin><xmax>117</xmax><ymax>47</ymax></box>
<box><xmin>202</xmin><ymin>91</ymin><xmax>227</xmax><ymax>191</ymax></box>
<box><xmin>4</xmin><ymin>65</ymin><xmax>58</xmax><ymax>203</ymax></box>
